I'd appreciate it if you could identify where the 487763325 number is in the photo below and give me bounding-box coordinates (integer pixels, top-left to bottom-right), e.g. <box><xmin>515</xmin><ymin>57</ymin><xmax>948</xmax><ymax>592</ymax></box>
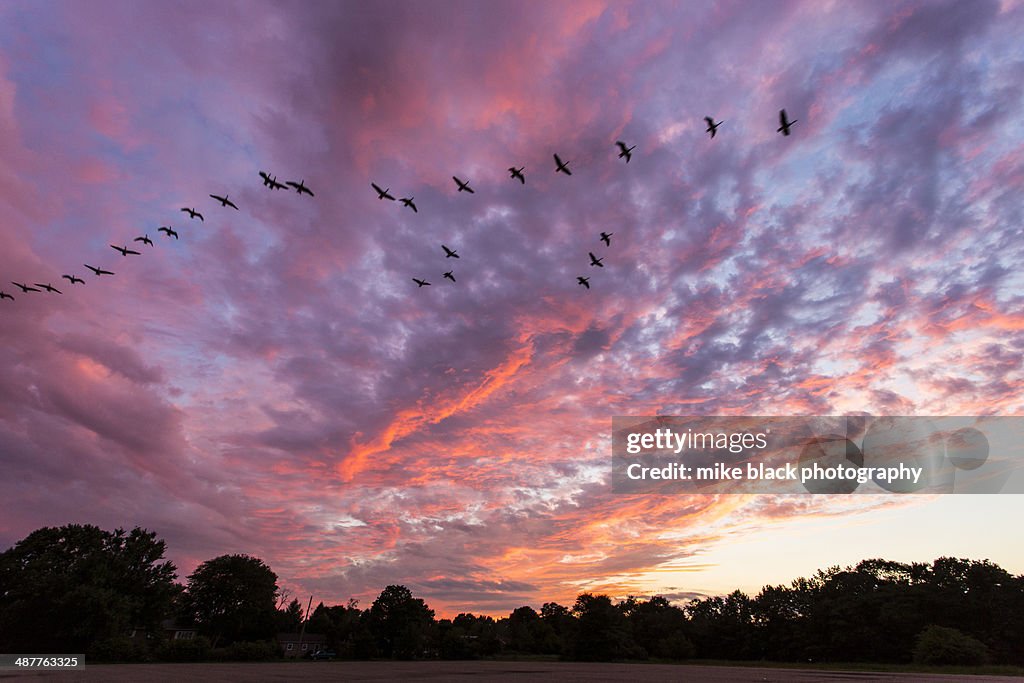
<box><xmin>0</xmin><ymin>654</ymin><xmax>84</xmax><ymax>670</ymax></box>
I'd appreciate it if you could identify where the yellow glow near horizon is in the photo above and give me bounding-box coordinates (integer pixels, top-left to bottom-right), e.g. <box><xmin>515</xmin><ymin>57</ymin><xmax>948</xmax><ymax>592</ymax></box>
<box><xmin>633</xmin><ymin>495</ymin><xmax>1024</xmax><ymax>601</ymax></box>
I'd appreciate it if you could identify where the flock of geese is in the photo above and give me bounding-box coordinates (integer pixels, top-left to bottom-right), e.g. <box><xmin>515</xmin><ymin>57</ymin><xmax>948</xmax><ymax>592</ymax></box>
<box><xmin>1</xmin><ymin>174</ymin><xmax>315</xmax><ymax>302</ymax></box>
<box><xmin>1</xmin><ymin>110</ymin><xmax>798</xmax><ymax>303</ymax></box>
<box><xmin>368</xmin><ymin>111</ymin><xmax>792</xmax><ymax>290</ymax></box>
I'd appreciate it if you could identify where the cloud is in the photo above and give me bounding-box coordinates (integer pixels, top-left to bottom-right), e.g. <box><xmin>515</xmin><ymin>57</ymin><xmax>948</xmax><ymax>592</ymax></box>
<box><xmin>1</xmin><ymin>0</ymin><xmax>1022</xmax><ymax>616</ymax></box>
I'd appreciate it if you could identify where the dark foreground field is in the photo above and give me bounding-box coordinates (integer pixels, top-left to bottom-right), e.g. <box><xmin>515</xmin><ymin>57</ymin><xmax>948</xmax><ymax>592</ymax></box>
<box><xmin>2</xmin><ymin>662</ymin><xmax>1022</xmax><ymax>682</ymax></box>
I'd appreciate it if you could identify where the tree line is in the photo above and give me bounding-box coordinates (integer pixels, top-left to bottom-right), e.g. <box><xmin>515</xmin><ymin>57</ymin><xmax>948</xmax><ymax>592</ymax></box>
<box><xmin>1</xmin><ymin>524</ymin><xmax>1021</xmax><ymax>665</ymax></box>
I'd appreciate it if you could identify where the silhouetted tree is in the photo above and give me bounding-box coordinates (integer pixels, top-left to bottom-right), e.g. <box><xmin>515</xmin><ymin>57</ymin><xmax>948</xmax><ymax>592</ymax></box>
<box><xmin>538</xmin><ymin>601</ymin><xmax>573</xmax><ymax>655</ymax></box>
<box><xmin>182</xmin><ymin>554</ymin><xmax>278</xmax><ymax>647</ymax></box>
<box><xmin>619</xmin><ymin>596</ymin><xmax>692</xmax><ymax>659</ymax></box>
<box><xmin>504</xmin><ymin>606</ymin><xmax>539</xmax><ymax>653</ymax></box>
<box><xmin>686</xmin><ymin>590</ymin><xmax>756</xmax><ymax>659</ymax></box>
<box><xmin>0</xmin><ymin>524</ymin><xmax>178</xmax><ymax>654</ymax></box>
<box><xmin>682</xmin><ymin>557</ymin><xmax>1024</xmax><ymax>666</ymax></box>
<box><xmin>751</xmin><ymin>583</ymin><xmax>807</xmax><ymax>660</ymax></box>
<box><xmin>436</xmin><ymin>613</ymin><xmax>498</xmax><ymax>659</ymax></box>
<box><xmin>276</xmin><ymin>597</ymin><xmax>304</xmax><ymax>633</ymax></box>
<box><xmin>913</xmin><ymin>625</ymin><xmax>989</xmax><ymax>665</ymax></box>
<box><xmin>504</xmin><ymin>605</ymin><xmax>560</xmax><ymax>654</ymax></box>
<box><xmin>366</xmin><ymin>585</ymin><xmax>435</xmax><ymax>659</ymax></box>
<box><xmin>6</xmin><ymin>522</ymin><xmax>1022</xmax><ymax>667</ymax></box>
<box><xmin>308</xmin><ymin>599</ymin><xmax>369</xmax><ymax>658</ymax></box>
<box><xmin>568</xmin><ymin>593</ymin><xmax>641</xmax><ymax>661</ymax></box>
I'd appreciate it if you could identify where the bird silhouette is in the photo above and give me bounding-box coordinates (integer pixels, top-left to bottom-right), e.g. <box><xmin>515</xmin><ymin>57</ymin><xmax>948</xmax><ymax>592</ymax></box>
<box><xmin>554</xmin><ymin>154</ymin><xmax>572</xmax><ymax>175</ymax></box>
<box><xmin>372</xmin><ymin>183</ymin><xmax>395</xmax><ymax>201</ymax></box>
<box><xmin>259</xmin><ymin>171</ymin><xmax>287</xmax><ymax>190</ymax></box>
<box><xmin>508</xmin><ymin>166</ymin><xmax>525</xmax><ymax>184</ymax></box>
<box><xmin>588</xmin><ymin>252</ymin><xmax>604</xmax><ymax>267</ymax></box>
<box><xmin>777</xmin><ymin>109</ymin><xmax>797</xmax><ymax>136</ymax></box>
<box><xmin>158</xmin><ymin>226</ymin><xmax>179</xmax><ymax>240</ymax></box>
<box><xmin>134</xmin><ymin>235</ymin><xmax>154</xmax><ymax>247</ymax></box>
<box><xmin>400</xmin><ymin>197</ymin><xmax>418</xmax><ymax>213</ymax></box>
<box><xmin>442</xmin><ymin>245</ymin><xmax>459</xmax><ymax>259</ymax></box>
<box><xmin>705</xmin><ymin>116</ymin><xmax>723</xmax><ymax>138</ymax></box>
<box><xmin>62</xmin><ymin>274</ymin><xmax>85</xmax><ymax>285</ymax></box>
<box><xmin>615</xmin><ymin>141</ymin><xmax>636</xmax><ymax>163</ymax></box>
<box><xmin>210</xmin><ymin>194</ymin><xmax>239</xmax><ymax>209</ymax></box>
<box><xmin>577</xmin><ymin>276</ymin><xmax>590</xmax><ymax>290</ymax></box>
<box><xmin>412</xmin><ymin>278</ymin><xmax>431</xmax><ymax>287</ymax></box>
<box><xmin>181</xmin><ymin>207</ymin><xmax>204</xmax><ymax>221</ymax></box>
<box><xmin>111</xmin><ymin>244</ymin><xmax>142</xmax><ymax>256</ymax></box>
<box><xmin>0</xmin><ymin>291</ymin><xmax>13</xmax><ymax>301</ymax></box>
<box><xmin>600</xmin><ymin>232</ymin><xmax>613</xmax><ymax>246</ymax></box>
<box><xmin>11</xmin><ymin>282</ymin><xmax>40</xmax><ymax>293</ymax></box>
<box><xmin>35</xmin><ymin>283</ymin><xmax>62</xmax><ymax>294</ymax></box>
<box><xmin>453</xmin><ymin>176</ymin><xmax>474</xmax><ymax>193</ymax></box>
<box><xmin>84</xmin><ymin>264</ymin><xmax>114</xmax><ymax>276</ymax></box>
<box><xmin>443</xmin><ymin>271</ymin><xmax>456</xmax><ymax>282</ymax></box>
<box><xmin>287</xmin><ymin>179</ymin><xmax>314</xmax><ymax>196</ymax></box>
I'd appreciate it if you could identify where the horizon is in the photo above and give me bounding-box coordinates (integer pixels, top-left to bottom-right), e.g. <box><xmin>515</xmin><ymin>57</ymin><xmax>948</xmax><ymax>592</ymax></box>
<box><xmin>1</xmin><ymin>0</ymin><xmax>1023</xmax><ymax>619</ymax></box>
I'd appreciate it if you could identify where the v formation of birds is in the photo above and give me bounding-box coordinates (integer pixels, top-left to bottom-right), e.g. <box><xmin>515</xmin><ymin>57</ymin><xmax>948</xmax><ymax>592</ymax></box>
<box><xmin>2</xmin><ymin>111</ymin><xmax>795</xmax><ymax>303</ymax></box>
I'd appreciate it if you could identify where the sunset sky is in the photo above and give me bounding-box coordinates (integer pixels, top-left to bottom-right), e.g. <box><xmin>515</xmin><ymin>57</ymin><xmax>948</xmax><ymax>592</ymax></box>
<box><xmin>1</xmin><ymin>0</ymin><xmax>1023</xmax><ymax>617</ymax></box>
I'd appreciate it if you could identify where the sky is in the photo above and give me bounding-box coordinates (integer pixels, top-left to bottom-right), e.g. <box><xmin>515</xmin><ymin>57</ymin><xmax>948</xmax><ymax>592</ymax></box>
<box><xmin>1</xmin><ymin>0</ymin><xmax>1023</xmax><ymax>617</ymax></box>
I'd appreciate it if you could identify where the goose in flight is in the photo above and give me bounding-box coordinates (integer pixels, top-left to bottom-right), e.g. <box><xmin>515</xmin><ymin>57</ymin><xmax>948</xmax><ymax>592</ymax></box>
<box><xmin>11</xmin><ymin>282</ymin><xmax>40</xmax><ymax>293</ymax></box>
<box><xmin>508</xmin><ymin>166</ymin><xmax>525</xmax><ymax>184</ymax></box>
<box><xmin>0</xmin><ymin>291</ymin><xmax>12</xmax><ymax>301</ymax></box>
<box><xmin>134</xmin><ymin>235</ymin><xmax>154</xmax><ymax>247</ymax></box>
<box><xmin>412</xmin><ymin>278</ymin><xmax>431</xmax><ymax>287</ymax></box>
<box><xmin>181</xmin><ymin>207</ymin><xmax>204</xmax><ymax>221</ymax></box>
<box><xmin>111</xmin><ymin>244</ymin><xmax>142</xmax><ymax>256</ymax></box>
<box><xmin>704</xmin><ymin>116</ymin><xmax>723</xmax><ymax>138</ymax></box>
<box><xmin>600</xmin><ymin>232</ymin><xmax>613</xmax><ymax>246</ymax></box>
<box><xmin>453</xmin><ymin>176</ymin><xmax>474</xmax><ymax>193</ymax></box>
<box><xmin>84</xmin><ymin>264</ymin><xmax>115</xmax><ymax>276</ymax></box>
<box><xmin>287</xmin><ymin>179</ymin><xmax>315</xmax><ymax>196</ymax></box>
<box><xmin>777</xmin><ymin>109</ymin><xmax>797</xmax><ymax>136</ymax></box>
<box><xmin>210</xmin><ymin>194</ymin><xmax>239</xmax><ymax>209</ymax></box>
<box><xmin>399</xmin><ymin>197</ymin><xmax>417</xmax><ymax>213</ymax></box>
<box><xmin>615</xmin><ymin>141</ymin><xmax>635</xmax><ymax>163</ymax></box>
<box><xmin>443</xmin><ymin>271</ymin><xmax>456</xmax><ymax>282</ymax></box>
<box><xmin>35</xmin><ymin>283</ymin><xmax>62</xmax><ymax>294</ymax></box>
<box><xmin>588</xmin><ymin>252</ymin><xmax>604</xmax><ymax>267</ymax></box>
<box><xmin>554</xmin><ymin>153</ymin><xmax>572</xmax><ymax>175</ymax></box>
<box><xmin>62</xmin><ymin>274</ymin><xmax>85</xmax><ymax>285</ymax></box>
<box><xmin>158</xmin><ymin>226</ymin><xmax>179</xmax><ymax>239</ymax></box>
<box><xmin>442</xmin><ymin>244</ymin><xmax>459</xmax><ymax>259</ymax></box>
<box><xmin>577</xmin><ymin>276</ymin><xmax>590</xmax><ymax>290</ymax></box>
<box><xmin>372</xmin><ymin>183</ymin><xmax>395</xmax><ymax>201</ymax></box>
<box><xmin>259</xmin><ymin>171</ymin><xmax>288</xmax><ymax>190</ymax></box>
